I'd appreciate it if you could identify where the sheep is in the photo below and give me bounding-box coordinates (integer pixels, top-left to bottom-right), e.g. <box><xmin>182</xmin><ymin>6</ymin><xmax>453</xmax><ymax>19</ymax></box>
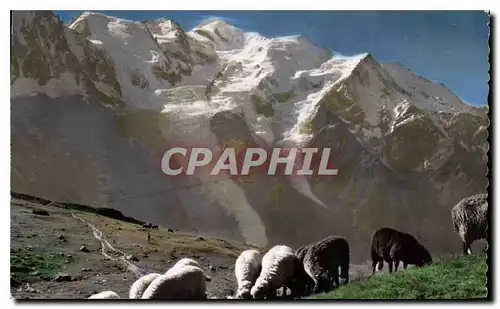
<box><xmin>88</xmin><ymin>291</ymin><xmax>120</xmax><ymax>299</ymax></box>
<box><xmin>141</xmin><ymin>265</ymin><xmax>208</xmax><ymax>300</ymax></box>
<box><xmin>250</xmin><ymin>245</ymin><xmax>301</xmax><ymax>299</ymax></box>
<box><xmin>167</xmin><ymin>258</ymin><xmax>211</xmax><ymax>281</ymax></box>
<box><xmin>370</xmin><ymin>227</ymin><xmax>432</xmax><ymax>275</ymax></box>
<box><xmin>301</xmin><ymin>236</ymin><xmax>350</xmax><ymax>294</ymax></box>
<box><xmin>233</xmin><ymin>249</ymin><xmax>262</xmax><ymax>299</ymax></box>
<box><xmin>451</xmin><ymin>193</ymin><xmax>489</xmax><ymax>255</ymax></box>
<box><xmin>129</xmin><ymin>273</ymin><xmax>161</xmax><ymax>299</ymax></box>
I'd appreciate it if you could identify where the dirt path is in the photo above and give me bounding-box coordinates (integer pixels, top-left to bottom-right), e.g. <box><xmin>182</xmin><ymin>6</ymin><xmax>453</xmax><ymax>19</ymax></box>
<box><xmin>71</xmin><ymin>212</ymin><xmax>146</xmax><ymax>278</ymax></box>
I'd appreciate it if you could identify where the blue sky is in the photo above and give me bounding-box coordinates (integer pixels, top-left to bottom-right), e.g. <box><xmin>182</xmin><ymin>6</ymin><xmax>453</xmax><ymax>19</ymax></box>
<box><xmin>55</xmin><ymin>11</ymin><xmax>490</xmax><ymax>106</ymax></box>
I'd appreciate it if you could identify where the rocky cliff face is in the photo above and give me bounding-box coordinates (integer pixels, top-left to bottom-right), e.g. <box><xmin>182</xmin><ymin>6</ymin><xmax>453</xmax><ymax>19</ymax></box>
<box><xmin>11</xmin><ymin>11</ymin><xmax>489</xmax><ymax>262</ymax></box>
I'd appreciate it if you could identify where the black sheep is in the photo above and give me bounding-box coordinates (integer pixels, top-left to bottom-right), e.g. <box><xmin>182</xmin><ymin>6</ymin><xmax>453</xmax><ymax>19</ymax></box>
<box><xmin>370</xmin><ymin>227</ymin><xmax>432</xmax><ymax>274</ymax></box>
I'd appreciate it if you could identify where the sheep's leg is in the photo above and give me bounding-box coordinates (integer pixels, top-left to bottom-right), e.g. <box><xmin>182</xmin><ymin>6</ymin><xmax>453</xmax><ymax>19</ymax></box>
<box><xmin>462</xmin><ymin>240</ymin><xmax>471</xmax><ymax>255</ymax></box>
<box><xmin>388</xmin><ymin>260</ymin><xmax>393</xmax><ymax>273</ymax></box>
<box><xmin>340</xmin><ymin>263</ymin><xmax>349</xmax><ymax>284</ymax></box>
<box><xmin>394</xmin><ymin>260</ymin><xmax>400</xmax><ymax>272</ymax></box>
<box><xmin>306</xmin><ymin>278</ymin><xmax>314</xmax><ymax>296</ymax></box>
<box><xmin>371</xmin><ymin>249</ymin><xmax>382</xmax><ymax>275</ymax></box>
<box><xmin>372</xmin><ymin>258</ymin><xmax>383</xmax><ymax>275</ymax></box>
<box><xmin>332</xmin><ymin>268</ymin><xmax>340</xmax><ymax>288</ymax></box>
<box><xmin>403</xmin><ymin>262</ymin><xmax>408</xmax><ymax>270</ymax></box>
<box><xmin>281</xmin><ymin>285</ymin><xmax>291</xmax><ymax>299</ymax></box>
<box><xmin>311</xmin><ymin>277</ymin><xmax>322</xmax><ymax>295</ymax></box>
<box><xmin>317</xmin><ymin>273</ymin><xmax>331</xmax><ymax>293</ymax></box>
<box><xmin>377</xmin><ymin>260</ymin><xmax>384</xmax><ymax>270</ymax></box>
<box><xmin>372</xmin><ymin>260</ymin><xmax>378</xmax><ymax>275</ymax></box>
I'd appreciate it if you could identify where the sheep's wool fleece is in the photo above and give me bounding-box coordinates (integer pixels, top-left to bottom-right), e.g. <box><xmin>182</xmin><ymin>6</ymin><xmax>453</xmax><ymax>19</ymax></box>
<box><xmin>141</xmin><ymin>265</ymin><xmax>207</xmax><ymax>299</ymax></box>
<box><xmin>235</xmin><ymin>249</ymin><xmax>262</xmax><ymax>297</ymax></box>
<box><xmin>235</xmin><ymin>249</ymin><xmax>262</xmax><ymax>283</ymax></box>
<box><xmin>251</xmin><ymin>245</ymin><xmax>296</xmax><ymax>296</ymax></box>
<box><xmin>129</xmin><ymin>273</ymin><xmax>161</xmax><ymax>299</ymax></box>
<box><xmin>88</xmin><ymin>291</ymin><xmax>120</xmax><ymax>299</ymax></box>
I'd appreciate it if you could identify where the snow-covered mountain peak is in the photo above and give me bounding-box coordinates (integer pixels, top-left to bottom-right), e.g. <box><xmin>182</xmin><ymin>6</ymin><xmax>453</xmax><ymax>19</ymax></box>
<box><xmin>148</xmin><ymin>18</ymin><xmax>182</xmax><ymax>35</ymax></box>
<box><xmin>190</xmin><ymin>18</ymin><xmax>245</xmax><ymax>51</ymax></box>
<box><xmin>67</xmin><ymin>12</ymin><xmax>199</xmax><ymax>108</ymax></box>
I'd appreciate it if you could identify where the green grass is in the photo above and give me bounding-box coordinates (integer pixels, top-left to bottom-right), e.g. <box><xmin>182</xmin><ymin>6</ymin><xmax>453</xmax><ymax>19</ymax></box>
<box><xmin>312</xmin><ymin>253</ymin><xmax>488</xmax><ymax>300</ymax></box>
<box><xmin>11</xmin><ymin>248</ymin><xmax>74</xmax><ymax>283</ymax></box>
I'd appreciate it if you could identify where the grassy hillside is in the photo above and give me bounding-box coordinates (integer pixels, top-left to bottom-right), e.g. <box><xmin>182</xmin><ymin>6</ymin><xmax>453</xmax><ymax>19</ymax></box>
<box><xmin>313</xmin><ymin>253</ymin><xmax>488</xmax><ymax>300</ymax></box>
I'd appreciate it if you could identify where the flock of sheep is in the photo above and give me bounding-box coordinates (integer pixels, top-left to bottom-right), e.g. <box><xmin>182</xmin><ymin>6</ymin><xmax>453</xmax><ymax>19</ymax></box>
<box><xmin>87</xmin><ymin>192</ymin><xmax>489</xmax><ymax>300</ymax></box>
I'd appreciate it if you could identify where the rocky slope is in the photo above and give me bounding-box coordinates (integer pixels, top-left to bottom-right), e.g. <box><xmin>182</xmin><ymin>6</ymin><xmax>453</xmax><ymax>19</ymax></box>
<box><xmin>11</xmin><ymin>11</ymin><xmax>489</xmax><ymax>263</ymax></box>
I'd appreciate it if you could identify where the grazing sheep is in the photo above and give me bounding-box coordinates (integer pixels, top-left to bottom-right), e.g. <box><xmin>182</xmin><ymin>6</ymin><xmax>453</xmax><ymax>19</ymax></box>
<box><xmin>301</xmin><ymin>236</ymin><xmax>350</xmax><ymax>294</ymax></box>
<box><xmin>129</xmin><ymin>273</ymin><xmax>161</xmax><ymax>299</ymax></box>
<box><xmin>167</xmin><ymin>258</ymin><xmax>211</xmax><ymax>281</ymax></box>
<box><xmin>250</xmin><ymin>245</ymin><xmax>300</xmax><ymax>299</ymax></box>
<box><xmin>451</xmin><ymin>193</ymin><xmax>489</xmax><ymax>255</ymax></box>
<box><xmin>370</xmin><ymin>227</ymin><xmax>432</xmax><ymax>275</ymax></box>
<box><xmin>141</xmin><ymin>265</ymin><xmax>208</xmax><ymax>300</ymax></box>
<box><xmin>234</xmin><ymin>249</ymin><xmax>262</xmax><ymax>299</ymax></box>
<box><xmin>88</xmin><ymin>291</ymin><xmax>120</xmax><ymax>299</ymax></box>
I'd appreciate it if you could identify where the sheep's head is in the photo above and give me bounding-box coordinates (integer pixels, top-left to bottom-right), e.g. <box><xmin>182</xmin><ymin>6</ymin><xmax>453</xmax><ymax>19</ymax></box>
<box><xmin>235</xmin><ymin>288</ymin><xmax>252</xmax><ymax>299</ymax></box>
<box><xmin>414</xmin><ymin>244</ymin><xmax>432</xmax><ymax>266</ymax></box>
<box><xmin>235</xmin><ymin>280</ymin><xmax>253</xmax><ymax>299</ymax></box>
<box><xmin>250</xmin><ymin>281</ymin><xmax>268</xmax><ymax>299</ymax></box>
<box><xmin>289</xmin><ymin>261</ymin><xmax>310</xmax><ymax>297</ymax></box>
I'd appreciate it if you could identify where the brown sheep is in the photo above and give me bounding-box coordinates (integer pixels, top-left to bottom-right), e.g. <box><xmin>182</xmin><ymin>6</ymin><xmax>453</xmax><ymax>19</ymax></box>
<box><xmin>370</xmin><ymin>227</ymin><xmax>432</xmax><ymax>274</ymax></box>
<box><xmin>301</xmin><ymin>236</ymin><xmax>350</xmax><ymax>294</ymax></box>
<box><xmin>451</xmin><ymin>193</ymin><xmax>488</xmax><ymax>255</ymax></box>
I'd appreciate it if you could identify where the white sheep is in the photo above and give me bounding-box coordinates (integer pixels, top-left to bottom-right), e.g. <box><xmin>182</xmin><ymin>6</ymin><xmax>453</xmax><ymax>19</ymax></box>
<box><xmin>234</xmin><ymin>249</ymin><xmax>262</xmax><ymax>299</ymax></box>
<box><xmin>167</xmin><ymin>258</ymin><xmax>200</xmax><ymax>272</ymax></box>
<box><xmin>87</xmin><ymin>290</ymin><xmax>120</xmax><ymax>299</ymax></box>
<box><xmin>250</xmin><ymin>245</ymin><xmax>299</xmax><ymax>299</ymax></box>
<box><xmin>166</xmin><ymin>258</ymin><xmax>212</xmax><ymax>281</ymax></box>
<box><xmin>141</xmin><ymin>265</ymin><xmax>208</xmax><ymax>300</ymax></box>
<box><xmin>129</xmin><ymin>273</ymin><xmax>161</xmax><ymax>299</ymax></box>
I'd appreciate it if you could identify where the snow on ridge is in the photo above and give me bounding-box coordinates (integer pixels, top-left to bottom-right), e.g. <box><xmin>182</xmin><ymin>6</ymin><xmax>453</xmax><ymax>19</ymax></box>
<box><xmin>389</xmin><ymin>99</ymin><xmax>423</xmax><ymax>133</ymax></box>
<box><xmin>393</xmin><ymin>99</ymin><xmax>411</xmax><ymax>119</ymax></box>
<box><xmin>279</xmin><ymin>53</ymin><xmax>370</xmax><ymax>146</ymax></box>
<box><xmin>70</xmin><ymin>12</ymin><xmax>185</xmax><ymax>109</ymax></box>
<box><xmin>190</xmin><ymin>18</ymin><xmax>245</xmax><ymax>51</ymax></box>
<box><xmin>383</xmin><ymin>62</ymin><xmax>471</xmax><ymax>113</ymax></box>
